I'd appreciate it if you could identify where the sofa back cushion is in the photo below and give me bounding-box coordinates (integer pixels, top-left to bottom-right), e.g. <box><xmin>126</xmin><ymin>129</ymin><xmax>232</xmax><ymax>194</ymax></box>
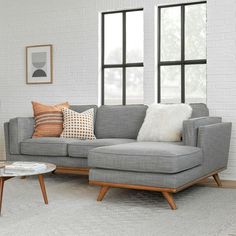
<box><xmin>70</xmin><ymin>105</ymin><xmax>98</xmax><ymax>122</ymax></box>
<box><xmin>70</xmin><ymin>105</ymin><xmax>98</xmax><ymax>114</ymax></box>
<box><xmin>95</xmin><ymin>105</ymin><xmax>148</xmax><ymax>139</ymax></box>
<box><xmin>190</xmin><ymin>103</ymin><xmax>209</xmax><ymax>118</ymax></box>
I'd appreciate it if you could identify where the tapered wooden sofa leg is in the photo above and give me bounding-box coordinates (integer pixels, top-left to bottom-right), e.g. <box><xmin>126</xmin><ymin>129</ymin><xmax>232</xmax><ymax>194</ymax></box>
<box><xmin>162</xmin><ymin>192</ymin><xmax>177</xmax><ymax>210</ymax></box>
<box><xmin>213</xmin><ymin>173</ymin><xmax>222</xmax><ymax>187</ymax></box>
<box><xmin>97</xmin><ymin>186</ymin><xmax>110</xmax><ymax>201</ymax></box>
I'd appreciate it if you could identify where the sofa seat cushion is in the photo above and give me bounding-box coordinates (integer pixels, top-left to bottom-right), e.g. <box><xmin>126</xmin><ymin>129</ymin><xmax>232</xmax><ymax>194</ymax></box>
<box><xmin>68</xmin><ymin>139</ymin><xmax>136</xmax><ymax>158</ymax></box>
<box><xmin>20</xmin><ymin>138</ymin><xmax>77</xmax><ymax>156</ymax></box>
<box><xmin>88</xmin><ymin>142</ymin><xmax>203</xmax><ymax>174</ymax></box>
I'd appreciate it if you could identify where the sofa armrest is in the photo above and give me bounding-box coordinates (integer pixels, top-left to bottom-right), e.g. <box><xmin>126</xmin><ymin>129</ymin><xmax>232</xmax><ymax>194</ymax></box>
<box><xmin>197</xmin><ymin>122</ymin><xmax>232</xmax><ymax>172</ymax></box>
<box><xmin>4</xmin><ymin>122</ymin><xmax>10</xmax><ymax>156</ymax></box>
<box><xmin>9</xmin><ymin>117</ymin><xmax>35</xmax><ymax>154</ymax></box>
<box><xmin>183</xmin><ymin>117</ymin><xmax>222</xmax><ymax>146</ymax></box>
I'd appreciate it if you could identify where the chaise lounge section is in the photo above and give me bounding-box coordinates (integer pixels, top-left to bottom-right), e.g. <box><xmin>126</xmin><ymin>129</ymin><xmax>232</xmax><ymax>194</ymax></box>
<box><xmin>88</xmin><ymin>104</ymin><xmax>232</xmax><ymax>209</ymax></box>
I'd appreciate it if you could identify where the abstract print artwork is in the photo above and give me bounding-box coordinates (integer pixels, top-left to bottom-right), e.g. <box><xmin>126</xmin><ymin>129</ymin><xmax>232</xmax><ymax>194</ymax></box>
<box><xmin>26</xmin><ymin>45</ymin><xmax>53</xmax><ymax>84</ymax></box>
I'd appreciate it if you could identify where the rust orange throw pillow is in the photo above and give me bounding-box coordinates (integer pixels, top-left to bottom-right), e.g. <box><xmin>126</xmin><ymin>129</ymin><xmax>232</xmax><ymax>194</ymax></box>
<box><xmin>32</xmin><ymin>101</ymin><xmax>69</xmax><ymax>137</ymax></box>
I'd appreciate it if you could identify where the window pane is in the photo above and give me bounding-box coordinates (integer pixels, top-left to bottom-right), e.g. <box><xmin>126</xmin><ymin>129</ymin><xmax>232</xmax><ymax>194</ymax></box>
<box><xmin>185</xmin><ymin>4</ymin><xmax>206</xmax><ymax>60</ymax></box>
<box><xmin>160</xmin><ymin>7</ymin><xmax>181</xmax><ymax>61</ymax></box>
<box><xmin>185</xmin><ymin>64</ymin><xmax>206</xmax><ymax>103</ymax></box>
<box><xmin>126</xmin><ymin>11</ymin><xmax>143</xmax><ymax>63</ymax></box>
<box><xmin>161</xmin><ymin>66</ymin><xmax>181</xmax><ymax>103</ymax></box>
<box><xmin>104</xmin><ymin>13</ymin><xmax>122</xmax><ymax>64</ymax></box>
<box><xmin>126</xmin><ymin>67</ymin><xmax>144</xmax><ymax>104</ymax></box>
<box><xmin>104</xmin><ymin>68</ymin><xmax>122</xmax><ymax>105</ymax></box>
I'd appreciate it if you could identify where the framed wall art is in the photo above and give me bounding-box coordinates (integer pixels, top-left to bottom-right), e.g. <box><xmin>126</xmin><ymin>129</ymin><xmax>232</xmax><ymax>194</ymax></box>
<box><xmin>26</xmin><ymin>44</ymin><xmax>53</xmax><ymax>84</ymax></box>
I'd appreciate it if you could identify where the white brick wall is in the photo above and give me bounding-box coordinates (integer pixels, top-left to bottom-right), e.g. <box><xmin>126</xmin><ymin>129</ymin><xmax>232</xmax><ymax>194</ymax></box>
<box><xmin>0</xmin><ymin>0</ymin><xmax>236</xmax><ymax>180</ymax></box>
<box><xmin>207</xmin><ymin>0</ymin><xmax>236</xmax><ymax>180</ymax></box>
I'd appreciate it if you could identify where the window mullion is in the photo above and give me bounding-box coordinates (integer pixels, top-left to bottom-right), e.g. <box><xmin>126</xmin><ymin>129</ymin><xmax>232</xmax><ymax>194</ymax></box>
<box><xmin>101</xmin><ymin>13</ymin><xmax>105</xmax><ymax>105</ymax></box>
<box><xmin>181</xmin><ymin>5</ymin><xmax>185</xmax><ymax>103</ymax></box>
<box><xmin>158</xmin><ymin>7</ymin><xmax>161</xmax><ymax>103</ymax></box>
<box><xmin>122</xmin><ymin>12</ymin><xmax>126</xmax><ymax>105</ymax></box>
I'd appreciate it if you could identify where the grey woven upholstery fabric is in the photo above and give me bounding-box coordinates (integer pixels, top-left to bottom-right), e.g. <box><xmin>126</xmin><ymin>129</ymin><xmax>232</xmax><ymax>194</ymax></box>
<box><xmin>88</xmin><ymin>142</ymin><xmax>202</xmax><ymax>174</ymax></box>
<box><xmin>70</xmin><ymin>105</ymin><xmax>98</xmax><ymax>113</ymax></box>
<box><xmin>190</xmin><ymin>103</ymin><xmax>209</xmax><ymax>118</ymax></box>
<box><xmin>21</xmin><ymin>138</ymin><xmax>78</xmax><ymax>156</ymax></box>
<box><xmin>4</xmin><ymin>122</ymin><xmax>10</xmax><ymax>155</ymax></box>
<box><xmin>6</xmin><ymin>103</ymin><xmax>208</xmax><ymax>156</ymax></box>
<box><xmin>4</xmin><ymin>104</ymin><xmax>232</xmax><ymax>191</ymax></box>
<box><xmin>89</xmin><ymin>165</ymin><xmax>203</xmax><ymax>188</ymax></box>
<box><xmin>89</xmin><ymin>122</ymin><xmax>232</xmax><ymax>188</ymax></box>
<box><xmin>9</xmin><ymin>117</ymin><xmax>35</xmax><ymax>154</ymax></box>
<box><xmin>197</xmin><ymin>122</ymin><xmax>232</xmax><ymax>174</ymax></box>
<box><xmin>8</xmin><ymin>106</ymin><xmax>97</xmax><ymax>156</ymax></box>
<box><xmin>95</xmin><ymin>105</ymin><xmax>147</xmax><ymax>139</ymax></box>
<box><xmin>70</xmin><ymin>105</ymin><xmax>98</xmax><ymax>123</ymax></box>
<box><xmin>7</xmin><ymin>153</ymin><xmax>88</xmax><ymax>167</ymax></box>
<box><xmin>68</xmin><ymin>139</ymin><xmax>135</xmax><ymax>158</ymax></box>
<box><xmin>183</xmin><ymin>117</ymin><xmax>222</xmax><ymax>146</ymax></box>
<box><xmin>5</xmin><ymin>122</ymin><xmax>88</xmax><ymax>167</ymax></box>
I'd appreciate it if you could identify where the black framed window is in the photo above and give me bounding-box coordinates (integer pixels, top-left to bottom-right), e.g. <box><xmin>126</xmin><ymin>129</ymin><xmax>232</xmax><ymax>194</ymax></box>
<box><xmin>101</xmin><ymin>9</ymin><xmax>144</xmax><ymax>105</ymax></box>
<box><xmin>158</xmin><ymin>1</ymin><xmax>207</xmax><ymax>103</ymax></box>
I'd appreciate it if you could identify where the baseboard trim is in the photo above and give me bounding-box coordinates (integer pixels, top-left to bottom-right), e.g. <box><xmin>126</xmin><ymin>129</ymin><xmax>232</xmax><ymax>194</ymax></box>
<box><xmin>198</xmin><ymin>178</ymin><xmax>236</xmax><ymax>188</ymax></box>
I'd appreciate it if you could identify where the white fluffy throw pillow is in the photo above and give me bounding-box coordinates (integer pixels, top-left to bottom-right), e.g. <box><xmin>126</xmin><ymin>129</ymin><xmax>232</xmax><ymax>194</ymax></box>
<box><xmin>137</xmin><ymin>104</ymin><xmax>192</xmax><ymax>142</ymax></box>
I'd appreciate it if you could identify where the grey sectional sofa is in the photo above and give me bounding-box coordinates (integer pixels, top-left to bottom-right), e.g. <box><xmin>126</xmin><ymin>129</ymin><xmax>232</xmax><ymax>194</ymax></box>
<box><xmin>4</xmin><ymin>103</ymin><xmax>232</xmax><ymax>209</ymax></box>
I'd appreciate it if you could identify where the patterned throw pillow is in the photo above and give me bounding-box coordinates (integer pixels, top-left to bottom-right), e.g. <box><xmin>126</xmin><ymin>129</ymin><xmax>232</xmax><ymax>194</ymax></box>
<box><xmin>60</xmin><ymin>108</ymin><xmax>96</xmax><ymax>140</ymax></box>
<box><xmin>32</xmin><ymin>101</ymin><xmax>69</xmax><ymax>137</ymax></box>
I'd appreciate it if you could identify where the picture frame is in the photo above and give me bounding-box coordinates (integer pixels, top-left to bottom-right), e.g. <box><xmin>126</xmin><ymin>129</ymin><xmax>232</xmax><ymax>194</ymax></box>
<box><xmin>26</xmin><ymin>44</ymin><xmax>53</xmax><ymax>84</ymax></box>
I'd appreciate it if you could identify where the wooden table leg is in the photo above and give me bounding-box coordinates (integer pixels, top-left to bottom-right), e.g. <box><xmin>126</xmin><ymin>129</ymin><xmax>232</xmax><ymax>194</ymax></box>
<box><xmin>0</xmin><ymin>177</ymin><xmax>5</xmax><ymax>215</ymax></box>
<box><xmin>38</xmin><ymin>175</ymin><xmax>48</xmax><ymax>204</ymax></box>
